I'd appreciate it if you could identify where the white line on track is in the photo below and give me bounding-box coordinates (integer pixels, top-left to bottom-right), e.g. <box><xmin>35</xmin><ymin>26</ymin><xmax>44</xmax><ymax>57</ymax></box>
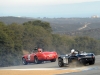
<box><xmin>0</xmin><ymin>67</ymin><xmax>89</xmax><ymax>71</ymax></box>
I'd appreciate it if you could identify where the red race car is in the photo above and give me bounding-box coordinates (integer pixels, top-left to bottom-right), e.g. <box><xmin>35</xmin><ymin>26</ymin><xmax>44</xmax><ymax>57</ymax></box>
<box><xmin>22</xmin><ymin>48</ymin><xmax>58</xmax><ymax>65</ymax></box>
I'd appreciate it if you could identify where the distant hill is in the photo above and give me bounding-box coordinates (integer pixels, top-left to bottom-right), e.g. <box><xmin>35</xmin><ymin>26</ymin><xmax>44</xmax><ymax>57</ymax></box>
<box><xmin>39</xmin><ymin>18</ymin><xmax>100</xmax><ymax>39</ymax></box>
<box><xmin>0</xmin><ymin>16</ymin><xmax>36</xmax><ymax>24</ymax></box>
<box><xmin>0</xmin><ymin>16</ymin><xmax>100</xmax><ymax>39</ymax></box>
<box><xmin>40</xmin><ymin>18</ymin><xmax>100</xmax><ymax>32</ymax></box>
<box><xmin>58</xmin><ymin>28</ymin><xmax>100</xmax><ymax>39</ymax></box>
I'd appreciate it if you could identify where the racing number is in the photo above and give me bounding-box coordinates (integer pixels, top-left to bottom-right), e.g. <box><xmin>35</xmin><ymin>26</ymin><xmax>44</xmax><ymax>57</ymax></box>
<box><xmin>28</xmin><ymin>55</ymin><xmax>31</xmax><ymax>60</ymax></box>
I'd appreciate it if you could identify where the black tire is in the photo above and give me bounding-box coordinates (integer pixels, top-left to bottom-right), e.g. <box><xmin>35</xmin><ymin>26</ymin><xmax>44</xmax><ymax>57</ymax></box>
<box><xmin>22</xmin><ymin>58</ymin><xmax>28</xmax><ymax>65</ymax></box>
<box><xmin>89</xmin><ymin>59</ymin><xmax>95</xmax><ymax>65</ymax></box>
<box><xmin>34</xmin><ymin>56</ymin><xmax>42</xmax><ymax>64</ymax></box>
<box><xmin>50</xmin><ymin>59</ymin><xmax>56</xmax><ymax>62</ymax></box>
<box><xmin>58</xmin><ymin>58</ymin><xmax>64</xmax><ymax>67</ymax></box>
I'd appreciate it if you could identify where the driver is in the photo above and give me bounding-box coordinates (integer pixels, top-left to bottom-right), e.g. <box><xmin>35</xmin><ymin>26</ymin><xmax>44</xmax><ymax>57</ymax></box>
<box><xmin>70</xmin><ymin>49</ymin><xmax>77</xmax><ymax>56</ymax></box>
<box><xmin>38</xmin><ymin>48</ymin><xmax>43</xmax><ymax>52</ymax></box>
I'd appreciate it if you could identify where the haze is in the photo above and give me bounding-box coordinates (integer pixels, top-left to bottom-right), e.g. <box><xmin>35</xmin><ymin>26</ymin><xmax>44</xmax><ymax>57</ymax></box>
<box><xmin>0</xmin><ymin>0</ymin><xmax>100</xmax><ymax>18</ymax></box>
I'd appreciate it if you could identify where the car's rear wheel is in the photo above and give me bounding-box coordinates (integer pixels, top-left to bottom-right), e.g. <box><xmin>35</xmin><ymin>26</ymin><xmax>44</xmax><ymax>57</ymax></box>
<box><xmin>22</xmin><ymin>58</ymin><xmax>28</xmax><ymax>65</ymax></box>
<box><xmin>58</xmin><ymin>58</ymin><xmax>64</xmax><ymax>67</ymax></box>
<box><xmin>89</xmin><ymin>59</ymin><xmax>95</xmax><ymax>65</ymax></box>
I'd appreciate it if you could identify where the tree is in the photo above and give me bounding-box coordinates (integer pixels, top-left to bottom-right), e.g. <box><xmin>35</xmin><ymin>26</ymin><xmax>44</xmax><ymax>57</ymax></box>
<box><xmin>0</xmin><ymin>29</ymin><xmax>14</xmax><ymax>66</ymax></box>
<box><xmin>23</xmin><ymin>20</ymin><xmax>52</xmax><ymax>32</ymax></box>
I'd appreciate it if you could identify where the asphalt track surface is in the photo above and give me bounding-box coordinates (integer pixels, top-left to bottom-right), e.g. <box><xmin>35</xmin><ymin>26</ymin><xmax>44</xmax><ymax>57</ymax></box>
<box><xmin>0</xmin><ymin>55</ymin><xmax>100</xmax><ymax>75</ymax></box>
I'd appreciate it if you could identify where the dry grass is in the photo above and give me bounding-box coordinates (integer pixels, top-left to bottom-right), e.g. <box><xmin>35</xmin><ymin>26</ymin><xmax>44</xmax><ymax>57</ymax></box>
<box><xmin>0</xmin><ymin>70</ymin><xmax>80</xmax><ymax>75</ymax></box>
<box><xmin>22</xmin><ymin>50</ymin><xmax>29</xmax><ymax>55</ymax></box>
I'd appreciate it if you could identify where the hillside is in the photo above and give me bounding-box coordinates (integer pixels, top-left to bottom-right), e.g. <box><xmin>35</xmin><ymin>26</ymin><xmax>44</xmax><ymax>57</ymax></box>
<box><xmin>0</xmin><ymin>17</ymin><xmax>100</xmax><ymax>67</ymax></box>
<box><xmin>0</xmin><ymin>16</ymin><xmax>36</xmax><ymax>24</ymax></box>
<box><xmin>40</xmin><ymin>18</ymin><xmax>100</xmax><ymax>32</ymax></box>
<box><xmin>58</xmin><ymin>28</ymin><xmax>100</xmax><ymax>39</ymax></box>
<box><xmin>0</xmin><ymin>16</ymin><xmax>100</xmax><ymax>39</ymax></box>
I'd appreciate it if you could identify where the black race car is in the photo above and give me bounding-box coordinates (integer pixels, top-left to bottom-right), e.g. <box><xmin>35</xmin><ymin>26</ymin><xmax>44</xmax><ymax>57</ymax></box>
<box><xmin>58</xmin><ymin>52</ymin><xmax>95</xmax><ymax>67</ymax></box>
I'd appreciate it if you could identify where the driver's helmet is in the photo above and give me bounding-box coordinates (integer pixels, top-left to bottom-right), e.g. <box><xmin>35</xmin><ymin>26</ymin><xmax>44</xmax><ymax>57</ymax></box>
<box><xmin>71</xmin><ymin>49</ymin><xmax>75</xmax><ymax>53</ymax></box>
<box><xmin>38</xmin><ymin>48</ymin><xmax>42</xmax><ymax>52</ymax></box>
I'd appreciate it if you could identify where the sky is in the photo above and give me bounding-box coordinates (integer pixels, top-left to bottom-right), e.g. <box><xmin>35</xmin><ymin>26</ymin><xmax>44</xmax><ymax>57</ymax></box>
<box><xmin>0</xmin><ymin>0</ymin><xmax>100</xmax><ymax>18</ymax></box>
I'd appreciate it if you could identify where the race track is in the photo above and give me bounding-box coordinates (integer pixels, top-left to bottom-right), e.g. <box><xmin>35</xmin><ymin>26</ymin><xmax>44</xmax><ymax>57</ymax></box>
<box><xmin>0</xmin><ymin>55</ymin><xmax>100</xmax><ymax>75</ymax></box>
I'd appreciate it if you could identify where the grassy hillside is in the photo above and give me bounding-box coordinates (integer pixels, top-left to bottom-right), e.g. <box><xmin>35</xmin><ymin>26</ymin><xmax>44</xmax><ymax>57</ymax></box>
<box><xmin>0</xmin><ymin>16</ymin><xmax>100</xmax><ymax>39</ymax></box>
<box><xmin>40</xmin><ymin>18</ymin><xmax>100</xmax><ymax>32</ymax></box>
<box><xmin>63</xmin><ymin>28</ymin><xmax>100</xmax><ymax>39</ymax></box>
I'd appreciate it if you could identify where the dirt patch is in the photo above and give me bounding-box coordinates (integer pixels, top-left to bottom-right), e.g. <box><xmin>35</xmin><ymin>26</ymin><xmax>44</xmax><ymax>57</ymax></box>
<box><xmin>22</xmin><ymin>50</ymin><xmax>29</xmax><ymax>55</ymax></box>
<box><xmin>0</xmin><ymin>70</ymin><xmax>80</xmax><ymax>75</ymax></box>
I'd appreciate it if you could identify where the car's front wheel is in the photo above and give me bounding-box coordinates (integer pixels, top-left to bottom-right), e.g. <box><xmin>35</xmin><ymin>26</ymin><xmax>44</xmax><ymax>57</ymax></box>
<box><xmin>58</xmin><ymin>58</ymin><xmax>64</xmax><ymax>67</ymax></box>
<box><xmin>22</xmin><ymin>58</ymin><xmax>28</xmax><ymax>65</ymax></box>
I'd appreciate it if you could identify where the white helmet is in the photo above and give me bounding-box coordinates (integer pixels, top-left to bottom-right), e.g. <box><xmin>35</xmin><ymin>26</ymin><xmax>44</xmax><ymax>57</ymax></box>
<box><xmin>71</xmin><ymin>49</ymin><xmax>75</xmax><ymax>53</ymax></box>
